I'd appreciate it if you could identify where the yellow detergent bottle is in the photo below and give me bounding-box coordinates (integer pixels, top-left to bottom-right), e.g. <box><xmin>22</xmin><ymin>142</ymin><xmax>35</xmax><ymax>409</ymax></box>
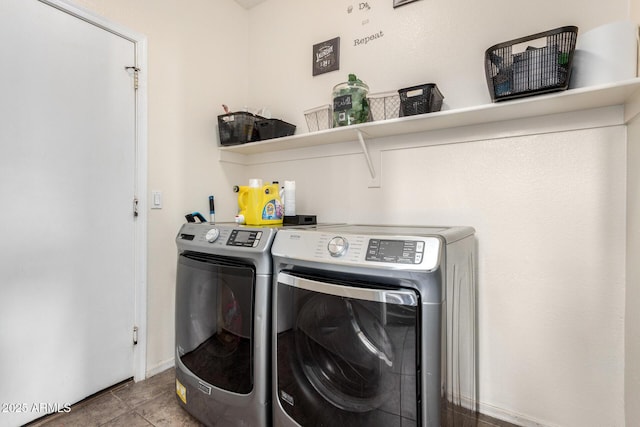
<box><xmin>234</xmin><ymin>179</ymin><xmax>284</xmax><ymax>225</ymax></box>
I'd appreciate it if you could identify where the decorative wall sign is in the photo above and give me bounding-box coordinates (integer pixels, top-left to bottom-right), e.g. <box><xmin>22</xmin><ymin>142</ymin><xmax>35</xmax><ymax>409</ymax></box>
<box><xmin>312</xmin><ymin>37</ymin><xmax>340</xmax><ymax>76</ymax></box>
<box><xmin>345</xmin><ymin>2</ymin><xmax>385</xmax><ymax>48</ymax></box>
<box><xmin>347</xmin><ymin>2</ymin><xmax>372</xmax><ymax>26</ymax></box>
<box><xmin>354</xmin><ymin>30</ymin><xmax>384</xmax><ymax>47</ymax></box>
<box><xmin>394</xmin><ymin>0</ymin><xmax>421</xmax><ymax>8</ymax></box>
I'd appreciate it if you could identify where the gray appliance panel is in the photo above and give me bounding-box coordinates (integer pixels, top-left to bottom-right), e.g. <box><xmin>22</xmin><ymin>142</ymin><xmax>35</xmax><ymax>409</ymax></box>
<box><xmin>176</xmin><ymin>222</ymin><xmax>277</xmax><ymax>253</ymax></box>
<box><xmin>271</xmin><ymin>227</ymin><xmax>468</xmax><ymax>272</ymax></box>
<box><xmin>176</xmin><ymin>223</ymin><xmax>277</xmax><ymax>275</ymax></box>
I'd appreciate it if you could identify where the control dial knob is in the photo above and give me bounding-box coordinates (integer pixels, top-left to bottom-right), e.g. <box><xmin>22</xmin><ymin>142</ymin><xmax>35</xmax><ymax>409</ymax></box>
<box><xmin>327</xmin><ymin>236</ymin><xmax>349</xmax><ymax>257</ymax></box>
<box><xmin>205</xmin><ymin>228</ymin><xmax>220</xmax><ymax>243</ymax></box>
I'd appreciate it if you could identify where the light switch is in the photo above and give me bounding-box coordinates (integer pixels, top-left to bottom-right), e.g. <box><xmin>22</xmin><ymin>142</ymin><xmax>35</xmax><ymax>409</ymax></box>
<box><xmin>151</xmin><ymin>190</ymin><xmax>162</xmax><ymax>209</ymax></box>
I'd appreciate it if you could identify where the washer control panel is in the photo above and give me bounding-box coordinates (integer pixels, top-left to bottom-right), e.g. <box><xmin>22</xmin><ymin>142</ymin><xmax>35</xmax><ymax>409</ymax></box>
<box><xmin>176</xmin><ymin>223</ymin><xmax>275</xmax><ymax>254</ymax></box>
<box><xmin>365</xmin><ymin>239</ymin><xmax>424</xmax><ymax>264</ymax></box>
<box><xmin>227</xmin><ymin>229</ymin><xmax>262</xmax><ymax>247</ymax></box>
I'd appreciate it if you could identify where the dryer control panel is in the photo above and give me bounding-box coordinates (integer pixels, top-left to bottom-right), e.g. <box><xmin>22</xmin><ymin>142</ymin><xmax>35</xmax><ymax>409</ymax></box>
<box><xmin>271</xmin><ymin>229</ymin><xmax>443</xmax><ymax>271</ymax></box>
<box><xmin>365</xmin><ymin>239</ymin><xmax>424</xmax><ymax>264</ymax></box>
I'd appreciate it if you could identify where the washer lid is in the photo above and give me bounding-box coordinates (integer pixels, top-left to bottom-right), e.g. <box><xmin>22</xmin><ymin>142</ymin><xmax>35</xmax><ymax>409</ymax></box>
<box><xmin>312</xmin><ymin>224</ymin><xmax>475</xmax><ymax>243</ymax></box>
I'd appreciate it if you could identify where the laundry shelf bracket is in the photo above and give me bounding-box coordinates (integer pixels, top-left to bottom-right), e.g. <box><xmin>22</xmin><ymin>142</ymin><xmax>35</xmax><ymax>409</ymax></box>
<box><xmin>356</xmin><ymin>129</ymin><xmax>380</xmax><ymax>188</ymax></box>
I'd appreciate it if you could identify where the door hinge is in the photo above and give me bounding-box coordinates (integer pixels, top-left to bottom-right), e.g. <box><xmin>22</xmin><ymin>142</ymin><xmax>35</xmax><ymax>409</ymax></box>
<box><xmin>125</xmin><ymin>66</ymin><xmax>140</xmax><ymax>90</ymax></box>
<box><xmin>133</xmin><ymin>197</ymin><xmax>139</xmax><ymax>217</ymax></box>
<box><xmin>133</xmin><ymin>326</ymin><xmax>139</xmax><ymax>345</ymax></box>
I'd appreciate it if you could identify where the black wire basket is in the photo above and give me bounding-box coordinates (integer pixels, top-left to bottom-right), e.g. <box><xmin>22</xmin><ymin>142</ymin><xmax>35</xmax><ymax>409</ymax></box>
<box><xmin>218</xmin><ymin>112</ymin><xmax>264</xmax><ymax>146</ymax></box>
<box><xmin>398</xmin><ymin>83</ymin><xmax>444</xmax><ymax>116</ymax></box>
<box><xmin>485</xmin><ymin>26</ymin><xmax>578</xmax><ymax>102</ymax></box>
<box><xmin>255</xmin><ymin>119</ymin><xmax>296</xmax><ymax>140</ymax></box>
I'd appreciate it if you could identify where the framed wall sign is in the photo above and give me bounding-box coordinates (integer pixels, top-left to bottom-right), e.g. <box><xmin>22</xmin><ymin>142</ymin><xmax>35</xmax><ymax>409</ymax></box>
<box><xmin>394</xmin><ymin>0</ymin><xmax>421</xmax><ymax>8</ymax></box>
<box><xmin>312</xmin><ymin>37</ymin><xmax>340</xmax><ymax>76</ymax></box>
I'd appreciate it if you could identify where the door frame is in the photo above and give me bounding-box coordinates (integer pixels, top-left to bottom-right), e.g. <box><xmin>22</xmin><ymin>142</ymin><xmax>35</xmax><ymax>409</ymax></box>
<box><xmin>40</xmin><ymin>0</ymin><xmax>149</xmax><ymax>382</ymax></box>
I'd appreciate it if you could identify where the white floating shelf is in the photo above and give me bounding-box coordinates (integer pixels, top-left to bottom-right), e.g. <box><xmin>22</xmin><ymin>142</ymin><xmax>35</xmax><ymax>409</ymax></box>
<box><xmin>219</xmin><ymin>78</ymin><xmax>640</xmax><ymax>156</ymax></box>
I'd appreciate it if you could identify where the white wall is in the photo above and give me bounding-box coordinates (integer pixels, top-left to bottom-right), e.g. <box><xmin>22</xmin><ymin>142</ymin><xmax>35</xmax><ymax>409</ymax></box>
<box><xmin>626</xmin><ymin>114</ymin><xmax>640</xmax><ymax>427</ymax></box>
<box><xmin>627</xmin><ymin>3</ymin><xmax>640</xmax><ymax>424</ymax></box>
<box><xmin>73</xmin><ymin>0</ymin><xmax>250</xmax><ymax>374</ymax></box>
<box><xmin>243</xmin><ymin>1</ymin><xmax>631</xmax><ymax>426</ymax></box>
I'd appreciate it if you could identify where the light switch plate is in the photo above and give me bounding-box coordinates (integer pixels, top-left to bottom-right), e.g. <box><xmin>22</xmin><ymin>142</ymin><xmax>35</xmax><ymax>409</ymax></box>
<box><xmin>151</xmin><ymin>190</ymin><xmax>162</xmax><ymax>209</ymax></box>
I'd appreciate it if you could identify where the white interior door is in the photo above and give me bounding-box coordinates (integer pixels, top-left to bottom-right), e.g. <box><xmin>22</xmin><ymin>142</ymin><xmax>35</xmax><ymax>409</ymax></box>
<box><xmin>0</xmin><ymin>1</ymin><xmax>137</xmax><ymax>425</ymax></box>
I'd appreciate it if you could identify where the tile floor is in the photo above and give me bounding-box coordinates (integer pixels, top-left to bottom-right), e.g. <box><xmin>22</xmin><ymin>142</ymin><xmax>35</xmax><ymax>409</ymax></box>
<box><xmin>26</xmin><ymin>368</ymin><xmax>202</xmax><ymax>427</ymax></box>
<box><xmin>26</xmin><ymin>367</ymin><xmax>519</xmax><ymax>427</ymax></box>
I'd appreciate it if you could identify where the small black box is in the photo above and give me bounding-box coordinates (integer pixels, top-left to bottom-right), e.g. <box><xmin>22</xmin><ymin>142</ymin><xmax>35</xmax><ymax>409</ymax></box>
<box><xmin>283</xmin><ymin>215</ymin><xmax>317</xmax><ymax>226</ymax></box>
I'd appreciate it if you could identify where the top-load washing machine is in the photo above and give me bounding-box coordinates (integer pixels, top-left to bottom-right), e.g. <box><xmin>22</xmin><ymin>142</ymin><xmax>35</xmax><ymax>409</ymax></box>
<box><xmin>174</xmin><ymin>222</ymin><xmax>278</xmax><ymax>427</ymax></box>
<box><xmin>270</xmin><ymin>225</ymin><xmax>478</xmax><ymax>427</ymax></box>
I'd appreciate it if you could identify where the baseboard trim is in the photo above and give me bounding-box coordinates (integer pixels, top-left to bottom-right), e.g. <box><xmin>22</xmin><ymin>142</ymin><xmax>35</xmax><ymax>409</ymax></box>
<box><xmin>144</xmin><ymin>357</ymin><xmax>175</xmax><ymax>380</ymax></box>
<box><xmin>478</xmin><ymin>401</ymin><xmax>561</xmax><ymax>427</ymax></box>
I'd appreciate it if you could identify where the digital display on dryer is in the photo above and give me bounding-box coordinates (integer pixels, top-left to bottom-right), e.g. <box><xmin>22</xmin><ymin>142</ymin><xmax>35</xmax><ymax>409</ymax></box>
<box><xmin>234</xmin><ymin>231</ymin><xmax>252</xmax><ymax>243</ymax></box>
<box><xmin>366</xmin><ymin>239</ymin><xmax>424</xmax><ymax>264</ymax></box>
<box><xmin>227</xmin><ymin>230</ymin><xmax>262</xmax><ymax>247</ymax></box>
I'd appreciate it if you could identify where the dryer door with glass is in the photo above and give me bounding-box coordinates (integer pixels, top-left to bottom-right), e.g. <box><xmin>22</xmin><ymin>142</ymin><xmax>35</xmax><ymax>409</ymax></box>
<box><xmin>176</xmin><ymin>251</ymin><xmax>255</xmax><ymax>394</ymax></box>
<box><xmin>275</xmin><ymin>271</ymin><xmax>420</xmax><ymax>426</ymax></box>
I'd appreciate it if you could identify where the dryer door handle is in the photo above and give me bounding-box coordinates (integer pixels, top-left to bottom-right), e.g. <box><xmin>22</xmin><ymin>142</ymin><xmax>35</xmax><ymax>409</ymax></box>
<box><xmin>277</xmin><ymin>272</ymin><xmax>418</xmax><ymax>306</ymax></box>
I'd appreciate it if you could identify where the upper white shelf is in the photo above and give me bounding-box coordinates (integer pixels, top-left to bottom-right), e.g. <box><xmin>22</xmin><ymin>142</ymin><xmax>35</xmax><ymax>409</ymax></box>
<box><xmin>219</xmin><ymin>78</ymin><xmax>640</xmax><ymax>156</ymax></box>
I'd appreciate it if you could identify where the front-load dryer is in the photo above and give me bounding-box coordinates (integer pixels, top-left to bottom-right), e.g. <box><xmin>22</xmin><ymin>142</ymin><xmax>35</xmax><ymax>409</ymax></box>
<box><xmin>174</xmin><ymin>222</ymin><xmax>278</xmax><ymax>427</ymax></box>
<box><xmin>271</xmin><ymin>225</ymin><xmax>479</xmax><ymax>426</ymax></box>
